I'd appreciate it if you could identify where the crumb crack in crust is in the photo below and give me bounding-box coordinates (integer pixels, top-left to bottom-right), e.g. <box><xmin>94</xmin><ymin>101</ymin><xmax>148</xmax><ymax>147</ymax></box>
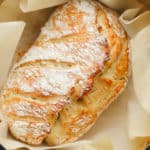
<box><xmin>0</xmin><ymin>0</ymin><xmax>129</xmax><ymax>146</ymax></box>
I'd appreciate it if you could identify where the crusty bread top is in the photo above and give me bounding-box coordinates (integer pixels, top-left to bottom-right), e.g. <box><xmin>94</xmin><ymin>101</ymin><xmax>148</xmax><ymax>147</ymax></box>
<box><xmin>0</xmin><ymin>0</ymin><xmax>129</xmax><ymax>146</ymax></box>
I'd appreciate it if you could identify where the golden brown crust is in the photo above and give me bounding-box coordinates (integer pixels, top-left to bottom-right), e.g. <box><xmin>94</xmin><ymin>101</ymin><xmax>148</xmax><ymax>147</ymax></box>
<box><xmin>0</xmin><ymin>0</ymin><xmax>129</xmax><ymax>146</ymax></box>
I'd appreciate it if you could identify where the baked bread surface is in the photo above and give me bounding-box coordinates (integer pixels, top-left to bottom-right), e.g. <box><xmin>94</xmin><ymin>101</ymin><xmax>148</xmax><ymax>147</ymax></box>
<box><xmin>0</xmin><ymin>0</ymin><xmax>129</xmax><ymax>146</ymax></box>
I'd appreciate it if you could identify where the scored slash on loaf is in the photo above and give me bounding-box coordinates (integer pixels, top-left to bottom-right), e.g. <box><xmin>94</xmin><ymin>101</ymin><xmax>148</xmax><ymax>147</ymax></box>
<box><xmin>0</xmin><ymin>0</ymin><xmax>129</xmax><ymax>146</ymax></box>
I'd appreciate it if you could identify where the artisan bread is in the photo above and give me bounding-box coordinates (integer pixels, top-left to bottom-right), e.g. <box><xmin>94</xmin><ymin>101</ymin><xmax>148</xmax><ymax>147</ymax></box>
<box><xmin>0</xmin><ymin>0</ymin><xmax>129</xmax><ymax>146</ymax></box>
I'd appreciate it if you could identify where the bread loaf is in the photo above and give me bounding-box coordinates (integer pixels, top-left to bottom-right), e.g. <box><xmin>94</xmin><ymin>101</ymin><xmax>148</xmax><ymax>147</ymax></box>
<box><xmin>0</xmin><ymin>0</ymin><xmax>129</xmax><ymax>146</ymax></box>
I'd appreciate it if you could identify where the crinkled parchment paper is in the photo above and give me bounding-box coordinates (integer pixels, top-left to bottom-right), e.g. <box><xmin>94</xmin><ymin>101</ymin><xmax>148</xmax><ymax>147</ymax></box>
<box><xmin>0</xmin><ymin>0</ymin><xmax>150</xmax><ymax>150</ymax></box>
<box><xmin>20</xmin><ymin>0</ymin><xmax>68</xmax><ymax>12</ymax></box>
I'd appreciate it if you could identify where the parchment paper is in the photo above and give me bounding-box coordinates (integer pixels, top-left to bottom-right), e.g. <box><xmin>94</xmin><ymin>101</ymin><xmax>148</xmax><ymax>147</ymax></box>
<box><xmin>0</xmin><ymin>21</ymin><xmax>25</xmax><ymax>88</ymax></box>
<box><xmin>131</xmin><ymin>25</ymin><xmax>150</xmax><ymax>113</ymax></box>
<box><xmin>99</xmin><ymin>0</ymin><xmax>141</xmax><ymax>10</ymax></box>
<box><xmin>0</xmin><ymin>0</ymin><xmax>149</xmax><ymax>150</ymax></box>
<box><xmin>20</xmin><ymin>0</ymin><xmax>68</xmax><ymax>12</ymax></box>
